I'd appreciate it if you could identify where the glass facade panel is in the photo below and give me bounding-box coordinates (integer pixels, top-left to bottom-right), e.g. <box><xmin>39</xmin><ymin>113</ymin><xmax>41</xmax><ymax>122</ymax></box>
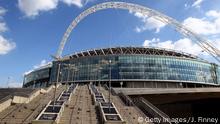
<box><xmin>49</xmin><ymin>55</ymin><xmax>219</xmax><ymax>85</ymax></box>
<box><xmin>24</xmin><ymin>68</ymin><xmax>50</xmax><ymax>85</ymax></box>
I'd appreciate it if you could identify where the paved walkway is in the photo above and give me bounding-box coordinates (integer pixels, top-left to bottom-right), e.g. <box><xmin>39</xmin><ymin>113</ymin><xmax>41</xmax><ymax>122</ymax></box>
<box><xmin>59</xmin><ymin>85</ymin><xmax>98</xmax><ymax>124</ymax></box>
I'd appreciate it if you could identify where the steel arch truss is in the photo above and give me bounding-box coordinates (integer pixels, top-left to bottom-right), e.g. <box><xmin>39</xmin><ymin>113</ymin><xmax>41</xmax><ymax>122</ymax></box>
<box><xmin>62</xmin><ymin>47</ymin><xmax>197</xmax><ymax>60</ymax></box>
<box><xmin>56</xmin><ymin>2</ymin><xmax>220</xmax><ymax>62</ymax></box>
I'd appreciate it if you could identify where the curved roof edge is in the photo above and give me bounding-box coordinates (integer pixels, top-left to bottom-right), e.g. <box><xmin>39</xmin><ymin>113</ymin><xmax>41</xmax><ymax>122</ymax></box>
<box><xmin>60</xmin><ymin>46</ymin><xmax>205</xmax><ymax>61</ymax></box>
<box><xmin>24</xmin><ymin>63</ymin><xmax>52</xmax><ymax>76</ymax></box>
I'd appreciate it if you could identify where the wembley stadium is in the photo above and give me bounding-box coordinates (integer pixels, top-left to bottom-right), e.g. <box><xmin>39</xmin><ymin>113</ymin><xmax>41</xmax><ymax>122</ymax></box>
<box><xmin>1</xmin><ymin>1</ymin><xmax>220</xmax><ymax>123</ymax></box>
<box><xmin>23</xmin><ymin>46</ymin><xmax>220</xmax><ymax>88</ymax></box>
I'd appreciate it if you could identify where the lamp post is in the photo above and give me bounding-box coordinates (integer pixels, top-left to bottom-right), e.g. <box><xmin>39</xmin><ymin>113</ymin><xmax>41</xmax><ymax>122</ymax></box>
<box><xmin>71</xmin><ymin>65</ymin><xmax>78</xmax><ymax>85</ymax></box>
<box><xmin>100</xmin><ymin>59</ymin><xmax>115</xmax><ymax>112</ymax></box>
<box><xmin>7</xmin><ymin>77</ymin><xmax>11</xmax><ymax>88</ymax></box>
<box><xmin>108</xmin><ymin>60</ymin><xmax>112</xmax><ymax>113</ymax></box>
<box><xmin>53</xmin><ymin>63</ymin><xmax>61</xmax><ymax>110</ymax></box>
<box><xmin>95</xmin><ymin>64</ymin><xmax>102</xmax><ymax>91</ymax></box>
<box><xmin>119</xmin><ymin>67</ymin><xmax>123</xmax><ymax>92</ymax></box>
<box><xmin>63</xmin><ymin>63</ymin><xmax>77</xmax><ymax>86</ymax></box>
<box><xmin>73</xmin><ymin>68</ymin><xmax>78</xmax><ymax>85</ymax></box>
<box><xmin>33</xmin><ymin>80</ymin><xmax>36</xmax><ymax>88</ymax></box>
<box><xmin>66</xmin><ymin>64</ymin><xmax>70</xmax><ymax>90</ymax></box>
<box><xmin>60</xmin><ymin>71</ymin><xmax>63</xmax><ymax>84</ymax></box>
<box><xmin>98</xmin><ymin>67</ymin><xmax>101</xmax><ymax>91</ymax></box>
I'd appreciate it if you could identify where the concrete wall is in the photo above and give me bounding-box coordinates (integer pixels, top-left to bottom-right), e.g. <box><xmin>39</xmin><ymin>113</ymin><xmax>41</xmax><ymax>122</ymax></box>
<box><xmin>0</xmin><ymin>88</ymin><xmax>43</xmax><ymax>113</ymax></box>
<box><xmin>126</xmin><ymin>82</ymin><xmax>181</xmax><ymax>88</ymax></box>
<box><xmin>40</xmin><ymin>85</ymin><xmax>53</xmax><ymax>93</ymax></box>
<box><xmin>0</xmin><ymin>98</ymin><xmax>12</xmax><ymax>112</ymax></box>
<box><xmin>12</xmin><ymin>89</ymin><xmax>41</xmax><ymax>104</ymax></box>
<box><xmin>26</xmin><ymin>89</ymin><xmax>41</xmax><ymax>103</ymax></box>
<box><xmin>12</xmin><ymin>96</ymin><xmax>28</xmax><ymax>104</ymax></box>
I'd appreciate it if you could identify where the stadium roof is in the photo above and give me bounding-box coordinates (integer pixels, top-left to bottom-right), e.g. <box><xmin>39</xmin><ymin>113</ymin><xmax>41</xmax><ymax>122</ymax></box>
<box><xmin>60</xmin><ymin>46</ymin><xmax>202</xmax><ymax>61</ymax></box>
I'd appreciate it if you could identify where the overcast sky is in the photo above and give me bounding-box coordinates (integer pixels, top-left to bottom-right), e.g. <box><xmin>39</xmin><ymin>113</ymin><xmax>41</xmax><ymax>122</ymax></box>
<box><xmin>0</xmin><ymin>0</ymin><xmax>220</xmax><ymax>87</ymax></box>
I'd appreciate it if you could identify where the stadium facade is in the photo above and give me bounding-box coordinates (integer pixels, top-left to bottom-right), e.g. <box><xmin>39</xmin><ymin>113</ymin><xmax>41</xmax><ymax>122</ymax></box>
<box><xmin>23</xmin><ymin>47</ymin><xmax>220</xmax><ymax>88</ymax></box>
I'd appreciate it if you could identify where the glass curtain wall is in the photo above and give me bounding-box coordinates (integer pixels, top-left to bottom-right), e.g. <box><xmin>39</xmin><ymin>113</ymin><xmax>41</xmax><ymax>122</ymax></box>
<box><xmin>50</xmin><ymin>55</ymin><xmax>219</xmax><ymax>85</ymax></box>
<box><xmin>24</xmin><ymin>68</ymin><xmax>50</xmax><ymax>86</ymax></box>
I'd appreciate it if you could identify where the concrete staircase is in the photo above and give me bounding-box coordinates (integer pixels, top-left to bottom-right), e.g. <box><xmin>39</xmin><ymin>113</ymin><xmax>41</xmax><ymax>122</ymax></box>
<box><xmin>0</xmin><ymin>85</ymin><xmax>65</xmax><ymax>124</ymax></box>
<box><xmin>59</xmin><ymin>85</ymin><xmax>98</xmax><ymax>124</ymax></box>
<box><xmin>100</xmin><ymin>87</ymin><xmax>147</xmax><ymax>124</ymax></box>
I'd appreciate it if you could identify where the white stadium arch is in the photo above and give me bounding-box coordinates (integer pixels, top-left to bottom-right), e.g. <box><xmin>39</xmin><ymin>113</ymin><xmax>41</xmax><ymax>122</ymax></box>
<box><xmin>56</xmin><ymin>2</ymin><xmax>220</xmax><ymax>62</ymax></box>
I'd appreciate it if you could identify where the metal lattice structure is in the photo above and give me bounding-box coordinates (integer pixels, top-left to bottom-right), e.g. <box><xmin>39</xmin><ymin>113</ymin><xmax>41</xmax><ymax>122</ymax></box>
<box><xmin>56</xmin><ymin>1</ymin><xmax>220</xmax><ymax>62</ymax></box>
<box><xmin>61</xmin><ymin>47</ymin><xmax>198</xmax><ymax>60</ymax></box>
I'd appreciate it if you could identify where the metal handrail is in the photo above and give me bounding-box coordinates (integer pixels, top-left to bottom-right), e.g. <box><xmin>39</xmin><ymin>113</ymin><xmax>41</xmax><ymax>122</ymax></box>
<box><xmin>103</xmin><ymin>84</ymin><xmax>109</xmax><ymax>90</ymax></box>
<box><xmin>118</xmin><ymin>92</ymin><xmax>134</xmax><ymax>106</ymax></box>
<box><xmin>133</xmin><ymin>97</ymin><xmax>172</xmax><ymax>124</ymax></box>
<box><xmin>111</xmin><ymin>88</ymin><xmax>117</xmax><ymax>96</ymax></box>
<box><xmin>103</xmin><ymin>84</ymin><xmax>117</xmax><ymax>96</ymax></box>
<box><xmin>141</xmin><ymin>97</ymin><xmax>170</xmax><ymax>118</ymax></box>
